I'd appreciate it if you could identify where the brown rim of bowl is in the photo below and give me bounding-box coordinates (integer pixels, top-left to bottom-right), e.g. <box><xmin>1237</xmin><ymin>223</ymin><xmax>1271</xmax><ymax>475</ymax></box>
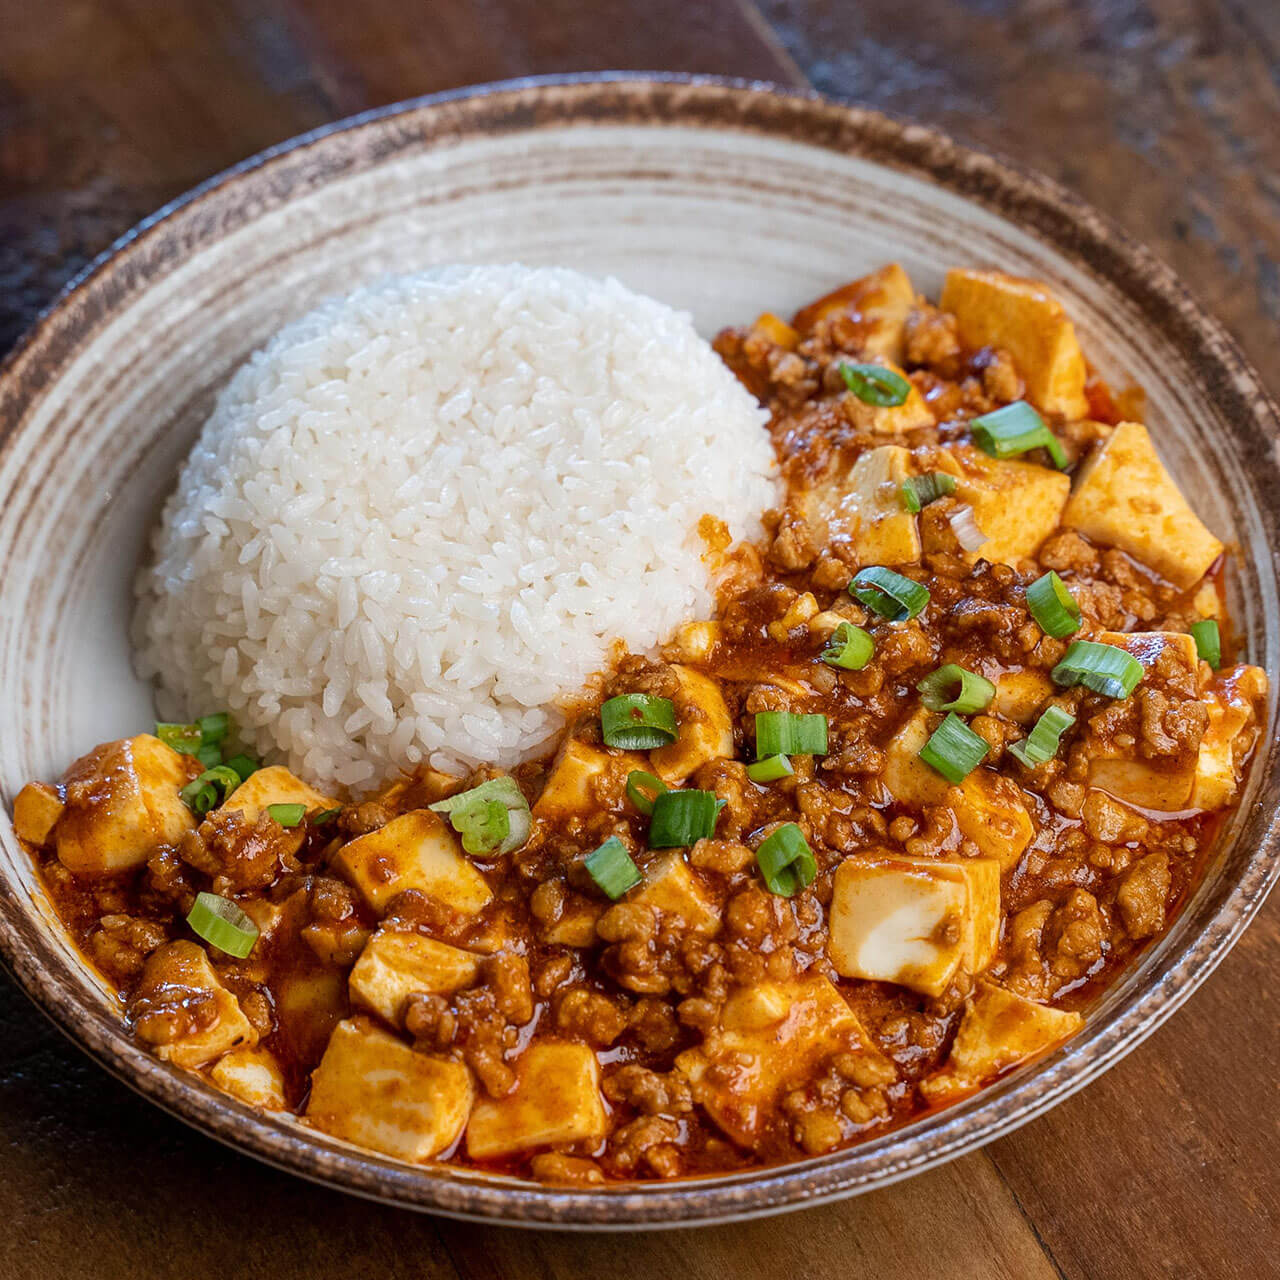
<box><xmin>0</xmin><ymin>73</ymin><xmax>1278</xmax><ymax>1229</ymax></box>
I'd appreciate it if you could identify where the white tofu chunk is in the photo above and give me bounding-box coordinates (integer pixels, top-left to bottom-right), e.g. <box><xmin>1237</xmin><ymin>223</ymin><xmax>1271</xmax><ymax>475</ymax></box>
<box><xmin>828</xmin><ymin>854</ymin><xmax>1001</xmax><ymax>997</ymax></box>
<box><xmin>333</xmin><ymin>810</ymin><xmax>492</xmax><ymax>916</ymax></box>
<box><xmin>675</xmin><ymin>975</ymin><xmax>892</xmax><ymax>1151</ymax></box>
<box><xmin>12</xmin><ymin>782</ymin><xmax>63</xmax><ymax>847</ymax></box>
<box><xmin>940</xmin><ymin>269</ymin><xmax>1089</xmax><ymax>418</ymax></box>
<box><xmin>220</xmin><ymin>765</ymin><xmax>337</xmax><ymax>823</ymax></box>
<box><xmin>650</xmin><ymin>665</ymin><xmax>734</xmax><ymax>785</ymax></box>
<box><xmin>466</xmin><ymin>1042</ymin><xmax>607</xmax><ymax>1160</ymax></box>
<box><xmin>532</xmin><ymin>738</ymin><xmax>647</xmax><ymax>823</ymax></box>
<box><xmin>633</xmin><ymin>852</ymin><xmax>720</xmax><ymax>935</ymax></box>
<box><xmin>307</xmin><ymin>1017</ymin><xmax>474</xmax><ymax>1162</ymax></box>
<box><xmin>1191</xmin><ymin>664</ymin><xmax>1267</xmax><ymax>811</ymax></box>
<box><xmin>932</xmin><ymin>444</ymin><xmax>1071</xmax><ymax>567</ymax></box>
<box><xmin>1062</xmin><ymin>422</ymin><xmax>1223</xmax><ymax>589</ymax></box>
<box><xmin>792</xmin><ymin>263</ymin><xmax>917</xmax><ymax>363</ymax></box>
<box><xmin>803</xmin><ymin>445</ymin><xmax>922</xmax><ymax>565</ymax></box>
<box><xmin>210</xmin><ymin>1046</ymin><xmax>287</xmax><ymax>1110</ymax></box>
<box><xmin>540</xmin><ymin>897</ymin><xmax>603</xmax><ymax>947</ymax></box>
<box><xmin>54</xmin><ymin>735</ymin><xmax>197</xmax><ymax>876</ymax></box>
<box><xmin>275</xmin><ymin>969</ymin><xmax>348</xmax><ymax>1066</ymax></box>
<box><xmin>994</xmin><ymin>669</ymin><xmax>1055</xmax><ymax>724</ymax></box>
<box><xmin>348</xmin><ymin>928</ymin><xmax>480</xmax><ymax>1026</ymax></box>
<box><xmin>665</xmin><ymin>619</ymin><xmax>723</xmax><ymax>665</ymax></box>
<box><xmin>841</xmin><ymin>361</ymin><xmax>935</xmax><ymax>436</ymax></box>
<box><xmin>882</xmin><ymin>710</ymin><xmax>1034</xmax><ymax>869</ymax></box>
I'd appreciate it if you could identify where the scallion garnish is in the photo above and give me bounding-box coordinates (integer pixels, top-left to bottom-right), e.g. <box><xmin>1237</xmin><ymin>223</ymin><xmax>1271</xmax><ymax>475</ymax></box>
<box><xmin>849</xmin><ymin>566</ymin><xmax>930</xmax><ymax>621</ymax></box>
<box><xmin>157</xmin><ymin>712</ymin><xmax>233</xmax><ymax>761</ymax></box>
<box><xmin>755</xmin><ymin>824</ymin><xmax>817</xmax><ymax>897</ymax></box>
<box><xmin>156</xmin><ymin>722</ymin><xmax>204</xmax><ymax>755</ymax></box>
<box><xmin>1026</xmin><ymin>571</ymin><xmax>1082</xmax><ymax>639</ymax></box>
<box><xmin>430</xmin><ymin>776</ymin><xmax>531</xmax><ymax>855</ymax></box>
<box><xmin>223</xmin><ymin>754</ymin><xmax>259</xmax><ymax>784</ymax></box>
<box><xmin>970</xmin><ymin>401</ymin><xmax>1068</xmax><ymax>469</ymax></box>
<box><xmin>179</xmin><ymin>764</ymin><xmax>242</xmax><ymax>816</ymax></box>
<box><xmin>312</xmin><ymin>807</ymin><xmax>341</xmax><ymax>826</ymax></box>
<box><xmin>1051</xmin><ymin>640</ymin><xmax>1144</xmax><ymax>699</ymax></box>
<box><xmin>648</xmin><ymin>789</ymin><xmax>721</xmax><ymax>848</ymax></box>
<box><xmin>839</xmin><ymin>362</ymin><xmax>912</xmax><ymax>407</ymax></box>
<box><xmin>820</xmin><ymin>621</ymin><xmax>874</xmax><ymax>671</ymax></box>
<box><xmin>900</xmin><ymin>472</ymin><xmax>957</xmax><ymax>514</ymax></box>
<box><xmin>266</xmin><ymin>802</ymin><xmax>306</xmax><ymax>828</ymax></box>
<box><xmin>583</xmin><ymin>836</ymin><xmax>642</xmax><ymax>900</ymax></box>
<box><xmin>195</xmin><ymin>741</ymin><xmax>223</xmax><ymax>768</ymax></box>
<box><xmin>625</xmin><ymin>770</ymin><xmax>668</xmax><ymax>817</ymax></box>
<box><xmin>186</xmin><ymin>891</ymin><xmax>258</xmax><ymax>958</ymax></box>
<box><xmin>1008</xmin><ymin>705</ymin><xmax>1077</xmax><ymax>767</ymax></box>
<box><xmin>755</xmin><ymin>711</ymin><xmax>828</xmax><ymax>759</ymax></box>
<box><xmin>600</xmin><ymin>694</ymin><xmax>679</xmax><ymax>750</ymax></box>
<box><xmin>919</xmin><ymin>712</ymin><xmax>990</xmax><ymax>784</ymax></box>
<box><xmin>916</xmin><ymin>664</ymin><xmax>996</xmax><ymax>714</ymax></box>
<box><xmin>197</xmin><ymin>713</ymin><xmax>231</xmax><ymax>745</ymax></box>
<box><xmin>1190</xmin><ymin>619</ymin><xmax>1221</xmax><ymax>670</ymax></box>
<box><xmin>747</xmin><ymin>754</ymin><xmax>794</xmax><ymax>783</ymax></box>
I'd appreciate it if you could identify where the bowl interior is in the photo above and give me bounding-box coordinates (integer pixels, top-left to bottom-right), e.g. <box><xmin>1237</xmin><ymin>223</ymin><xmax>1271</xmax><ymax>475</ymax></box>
<box><xmin>0</xmin><ymin>80</ymin><xmax>1277</xmax><ymax>1225</ymax></box>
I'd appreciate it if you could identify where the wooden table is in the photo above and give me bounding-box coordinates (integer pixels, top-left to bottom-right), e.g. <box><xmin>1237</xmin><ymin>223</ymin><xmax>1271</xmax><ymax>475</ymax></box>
<box><xmin>2</xmin><ymin>3</ymin><xmax>1277</xmax><ymax>1276</ymax></box>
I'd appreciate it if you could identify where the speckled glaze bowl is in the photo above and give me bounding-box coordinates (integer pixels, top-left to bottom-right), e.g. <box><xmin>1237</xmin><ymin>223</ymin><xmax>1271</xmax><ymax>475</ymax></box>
<box><xmin>0</xmin><ymin>74</ymin><xmax>1277</xmax><ymax>1228</ymax></box>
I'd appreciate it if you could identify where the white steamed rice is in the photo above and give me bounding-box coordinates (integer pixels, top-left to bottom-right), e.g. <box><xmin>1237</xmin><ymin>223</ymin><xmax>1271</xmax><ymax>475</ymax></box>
<box><xmin>133</xmin><ymin>264</ymin><xmax>777</xmax><ymax>790</ymax></box>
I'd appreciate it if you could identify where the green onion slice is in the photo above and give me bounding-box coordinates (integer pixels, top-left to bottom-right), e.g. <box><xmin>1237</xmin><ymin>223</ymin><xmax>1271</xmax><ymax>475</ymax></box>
<box><xmin>1190</xmin><ymin>619</ymin><xmax>1221</xmax><ymax>670</ymax></box>
<box><xmin>430</xmin><ymin>776</ymin><xmax>531</xmax><ymax>855</ymax></box>
<box><xmin>1051</xmin><ymin>640</ymin><xmax>1145</xmax><ymax>699</ymax></box>
<box><xmin>312</xmin><ymin>807</ymin><xmax>341</xmax><ymax>826</ymax></box>
<box><xmin>1026</xmin><ymin>571</ymin><xmax>1082</xmax><ymax>639</ymax></box>
<box><xmin>919</xmin><ymin>712</ymin><xmax>990</xmax><ymax>784</ymax></box>
<box><xmin>755</xmin><ymin>711</ymin><xmax>828</xmax><ymax>759</ymax></box>
<box><xmin>839</xmin><ymin>362</ymin><xmax>912</xmax><ymax>407</ymax></box>
<box><xmin>584</xmin><ymin>836</ymin><xmax>643</xmax><ymax>900</ymax></box>
<box><xmin>1008</xmin><ymin>705</ymin><xmax>1077</xmax><ymax>768</ymax></box>
<box><xmin>266</xmin><ymin>802</ymin><xmax>306</xmax><ymax>828</ymax></box>
<box><xmin>156</xmin><ymin>722</ymin><xmax>203</xmax><ymax>755</ymax></box>
<box><xmin>197</xmin><ymin>713</ymin><xmax>231</xmax><ymax>745</ymax></box>
<box><xmin>849</xmin><ymin>566</ymin><xmax>930</xmax><ymax>621</ymax></box>
<box><xmin>179</xmin><ymin>765</ymin><xmax>242</xmax><ymax>816</ymax></box>
<box><xmin>626</xmin><ymin>770</ymin><xmax>668</xmax><ymax>817</ymax></box>
<box><xmin>223</xmin><ymin>754</ymin><xmax>259</xmax><ymax>783</ymax></box>
<box><xmin>747</xmin><ymin>754</ymin><xmax>794</xmax><ymax>784</ymax></box>
<box><xmin>600</xmin><ymin>694</ymin><xmax>679</xmax><ymax>750</ymax></box>
<box><xmin>820</xmin><ymin>621</ymin><xmax>875</xmax><ymax>671</ymax></box>
<box><xmin>195</xmin><ymin>741</ymin><xmax>224</xmax><ymax>768</ymax></box>
<box><xmin>900</xmin><ymin>472</ymin><xmax>957</xmax><ymax>514</ymax></box>
<box><xmin>970</xmin><ymin>401</ymin><xmax>1069</xmax><ymax>469</ymax></box>
<box><xmin>916</xmin><ymin>664</ymin><xmax>996</xmax><ymax>714</ymax></box>
<box><xmin>187</xmin><ymin>892</ymin><xmax>258</xmax><ymax>959</ymax></box>
<box><xmin>755</xmin><ymin>823</ymin><xmax>817</xmax><ymax>897</ymax></box>
<box><xmin>649</xmin><ymin>789</ymin><xmax>721</xmax><ymax>848</ymax></box>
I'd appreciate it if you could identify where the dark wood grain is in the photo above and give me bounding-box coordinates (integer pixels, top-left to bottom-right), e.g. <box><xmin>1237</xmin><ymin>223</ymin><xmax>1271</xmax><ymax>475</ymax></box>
<box><xmin>1</xmin><ymin>3</ymin><xmax>1277</xmax><ymax>1277</ymax></box>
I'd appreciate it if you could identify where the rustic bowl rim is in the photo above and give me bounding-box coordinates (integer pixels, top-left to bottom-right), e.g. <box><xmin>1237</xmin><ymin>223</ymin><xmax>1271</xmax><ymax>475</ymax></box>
<box><xmin>1</xmin><ymin>71</ymin><xmax>1277</xmax><ymax>1229</ymax></box>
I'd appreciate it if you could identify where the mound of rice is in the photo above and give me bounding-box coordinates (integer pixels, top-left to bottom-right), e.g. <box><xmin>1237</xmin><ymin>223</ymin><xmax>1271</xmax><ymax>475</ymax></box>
<box><xmin>134</xmin><ymin>264</ymin><xmax>777</xmax><ymax>790</ymax></box>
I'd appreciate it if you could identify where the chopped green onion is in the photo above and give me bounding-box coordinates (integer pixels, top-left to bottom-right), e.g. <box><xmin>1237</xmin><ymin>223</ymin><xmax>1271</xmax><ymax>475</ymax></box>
<box><xmin>1190</xmin><ymin>619</ymin><xmax>1221</xmax><ymax>670</ymax></box>
<box><xmin>849</xmin><ymin>566</ymin><xmax>930</xmax><ymax>621</ymax></box>
<box><xmin>1008</xmin><ymin>705</ymin><xmax>1077</xmax><ymax>767</ymax></box>
<box><xmin>223</xmin><ymin>754</ymin><xmax>259</xmax><ymax>783</ymax></box>
<box><xmin>755</xmin><ymin>711</ymin><xmax>828</xmax><ymax>759</ymax></box>
<box><xmin>312</xmin><ymin>807</ymin><xmax>341</xmax><ymax>826</ymax></box>
<box><xmin>820</xmin><ymin>621</ymin><xmax>875</xmax><ymax>671</ymax></box>
<box><xmin>755</xmin><ymin>824</ymin><xmax>817</xmax><ymax>897</ymax></box>
<box><xmin>900</xmin><ymin>472</ymin><xmax>958</xmax><ymax>514</ymax></box>
<box><xmin>919</xmin><ymin>712</ymin><xmax>990</xmax><ymax>784</ymax></box>
<box><xmin>187</xmin><ymin>891</ymin><xmax>259</xmax><ymax>959</ymax></box>
<box><xmin>649</xmin><ymin>789</ymin><xmax>721</xmax><ymax>848</ymax></box>
<box><xmin>197</xmin><ymin>713</ymin><xmax>231</xmax><ymax>745</ymax></box>
<box><xmin>626</xmin><ymin>770</ymin><xmax>668</xmax><ymax>817</ymax></box>
<box><xmin>839</xmin><ymin>361</ymin><xmax>912</xmax><ymax>407</ymax></box>
<box><xmin>156</xmin><ymin>722</ymin><xmax>203</xmax><ymax>755</ymax></box>
<box><xmin>600</xmin><ymin>694</ymin><xmax>679</xmax><ymax>750</ymax></box>
<box><xmin>195</xmin><ymin>741</ymin><xmax>224</xmax><ymax>769</ymax></box>
<box><xmin>1026</xmin><ymin>571</ymin><xmax>1082</xmax><ymax>639</ymax></box>
<box><xmin>970</xmin><ymin>401</ymin><xmax>1068</xmax><ymax>469</ymax></box>
<box><xmin>179</xmin><ymin>764</ymin><xmax>242</xmax><ymax>816</ymax></box>
<box><xmin>266</xmin><ymin>803</ymin><xmax>306</xmax><ymax>828</ymax></box>
<box><xmin>1051</xmin><ymin>640</ymin><xmax>1145</xmax><ymax>699</ymax></box>
<box><xmin>747</xmin><ymin>754</ymin><xmax>794</xmax><ymax>784</ymax></box>
<box><xmin>430</xmin><ymin>776</ymin><xmax>531</xmax><ymax>855</ymax></box>
<box><xmin>916</xmin><ymin>664</ymin><xmax>996</xmax><ymax>714</ymax></box>
<box><xmin>584</xmin><ymin>836</ymin><xmax>642</xmax><ymax>900</ymax></box>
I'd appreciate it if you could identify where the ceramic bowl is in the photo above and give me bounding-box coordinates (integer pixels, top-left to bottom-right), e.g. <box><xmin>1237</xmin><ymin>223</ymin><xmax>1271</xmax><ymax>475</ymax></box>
<box><xmin>0</xmin><ymin>74</ymin><xmax>1276</xmax><ymax>1228</ymax></box>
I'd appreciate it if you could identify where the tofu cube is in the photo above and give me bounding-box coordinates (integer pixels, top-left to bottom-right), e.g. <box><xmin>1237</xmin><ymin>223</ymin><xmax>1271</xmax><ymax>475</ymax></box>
<box><xmin>792</xmin><ymin>263</ymin><xmax>916</xmax><ymax>364</ymax></box>
<box><xmin>940</xmin><ymin>269</ymin><xmax>1089</xmax><ymax>418</ymax></box>
<box><xmin>540</xmin><ymin>897</ymin><xmax>604</xmax><ymax>947</ymax></box>
<box><xmin>665</xmin><ymin>619</ymin><xmax>723</xmax><ymax>665</ymax></box>
<box><xmin>220</xmin><ymin>765</ymin><xmax>338</xmax><ymax>823</ymax></box>
<box><xmin>1062</xmin><ymin>422</ymin><xmax>1223</xmax><ymax>589</ymax></box>
<box><xmin>883</xmin><ymin>710</ymin><xmax>1033</xmax><ymax>868</ymax></box>
<box><xmin>12</xmin><ymin>782</ymin><xmax>64</xmax><ymax>847</ymax></box>
<box><xmin>307</xmin><ymin>1017</ymin><xmax>474</xmax><ymax>1162</ymax></box>
<box><xmin>804</xmin><ymin>445</ymin><xmax>921</xmax><ymax>564</ymax></box>
<box><xmin>633</xmin><ymin>852</ymin><xmax>720</xmax><ymax>935</ymax></box>
<box><xmin>275</xmin><ymin>969</ymin><xmax>349</xmax><ymax>1066</ymax></box>
<box><xmin>210</xmin><ymin>1046</ymin><xmax>288</xmax><ymax>1110</ymax></box>
<box><xmin>333</xmin><ymin>810</ymin><xmax>492</xmax><ymax>916</ymax></box>
<box><xmin>54</xmin><ymin>735</ymin><xmax>197</xmax><ymax>875</ymax></box>
<box><xmin>466</xmin><ymin>1042</ymin><xmax>606</xmax><ymax>1160</ymax></box>
<box><xmin>828</xmin><ymin>854</ymin><xmax>1001</xmax><ymax>997</ymax></box>
<box><xmin>934</xmin><ymin>444</ymin><xmax>1071</xmax><ymax>567</ymax></box>
<box><xmin>1191</xmin><ymin>665</ymin><xmax>1267</xmax><ymax>811</ymax></box>
<box><xmin>348</xmin><ymin>928</ymin><xmax>480</xmax><ymax>1026</ymax></box>
<box><xmin>841</xmin><ymin>361</ymin><xmax>935</xmax><ymax>436</ymax></box>
<box><xmin>650</xmin><ymin>665</ymin><xmax>734</xmax><ymax>785</ymax></box>
<box><xmin>994</xmin><ymin>670</ymin><xmax>1054</xmax><ymax>724</ymax></box>
<box><xmin>532</xmin><ymin>738</ymin><xmax>647</xmax><ymax>823</ymax></box>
